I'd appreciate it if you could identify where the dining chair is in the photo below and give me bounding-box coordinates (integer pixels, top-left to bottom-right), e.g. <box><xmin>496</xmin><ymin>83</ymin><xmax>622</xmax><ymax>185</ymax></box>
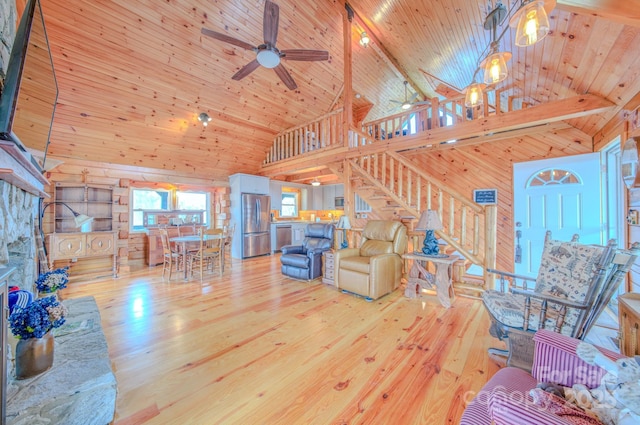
<box><xmin>177</xmin><ymin>223</ymin><xmax>197</xmax><ymax>237</ymax></box>
<box><xmin>159</xmin><ymin>228</ymin><xmax>181</xmax><ymax>280</ymax></box>
<box><xmin>223</xmin><ymin>223</ymin><xmax>235</xmax><ymax>269</ymax></box>
<box><xmin>189</xmin><ymin>228</ymin><xmax>224</xmax><ymax>281</ymax></box>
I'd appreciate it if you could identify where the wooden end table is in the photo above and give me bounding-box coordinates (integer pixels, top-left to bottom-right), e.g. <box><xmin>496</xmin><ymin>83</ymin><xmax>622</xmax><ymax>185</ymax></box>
<box><xmin>402</xmin><ymin>252</ymin><xmax>459</xmax><ymax>308</ymax></box>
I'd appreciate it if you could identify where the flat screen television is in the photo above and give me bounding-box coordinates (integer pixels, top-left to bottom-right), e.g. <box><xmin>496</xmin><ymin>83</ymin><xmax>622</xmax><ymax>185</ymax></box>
<box><xmin>0</xmin><ymin>0</ymin><xmax>58</xmax><ymax>172</ymax></box>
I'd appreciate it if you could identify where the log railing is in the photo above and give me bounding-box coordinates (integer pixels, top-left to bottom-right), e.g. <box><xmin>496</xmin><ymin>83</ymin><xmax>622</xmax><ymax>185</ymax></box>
<box><xmin>262</xmin><ymin>108</ymin><xmax>344</xmax><ymax>165</ymax></box>
<box><xmin>349</xmin><ymin>147</ymin><xmax>496</xmax><ymax>279</ymax></box>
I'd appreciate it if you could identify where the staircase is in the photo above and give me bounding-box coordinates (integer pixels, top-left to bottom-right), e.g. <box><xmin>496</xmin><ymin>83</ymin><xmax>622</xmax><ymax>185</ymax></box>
<box><xmin>345</xmin><ymin>128</ymin><xmax>496</xmax><ymax>295</ymax></box>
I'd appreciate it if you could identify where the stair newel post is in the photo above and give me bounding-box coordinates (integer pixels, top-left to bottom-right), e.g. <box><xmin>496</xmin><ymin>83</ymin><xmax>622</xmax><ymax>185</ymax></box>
<box><xmin>449</xmin><ymin>196</ymin><xmax>455</xmax><ymax>236</ymax></box>
<box><xmin>407</xmin><ymin>169</ymin><xmax>412</xmax><ymax>207</ymax></box>
<box><xmin>461</xmin><ymin>206</ymin><xmax>468</xmax><ymax>246</ymax></box>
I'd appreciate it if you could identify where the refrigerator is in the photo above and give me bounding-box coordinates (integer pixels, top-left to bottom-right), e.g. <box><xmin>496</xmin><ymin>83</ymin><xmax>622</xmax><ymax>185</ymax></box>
<box><xmin>241</xmin><ymin>193</ymin><xmax>271</xmax><ymax>258</ymax></box>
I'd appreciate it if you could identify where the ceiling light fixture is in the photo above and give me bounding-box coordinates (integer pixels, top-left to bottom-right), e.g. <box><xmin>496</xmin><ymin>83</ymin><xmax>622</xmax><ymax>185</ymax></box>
<box><xmin>198</xmin><ymin>112</ymin><xmax>212</xmax><ymax>127</ymax></box>
<box><xmin>311</xmin><ymin>179</ymin><xmax>321</xmax><ymax>186</ymax></box>
<box><xmin>401</xmin><ymin>80</ymin><xmax>413</xmax><ymax>110</ymax></box>
<box><xmin>359</xmin><ymin>31</ymin><xmax>370</xmax><ymax>48</ymax></box>
<box><xmin>481</xmin><ymin>3</ymin><xmax>511</xmax><ymax>85</ymax></box>
<box><xmin>256</xmin><ymin>48</ymin><xmax>281</xmax><ymax>68</ymax></box>
<box><xmin>510</xmin><ymin>0</ymin><xmax>554</xmax><ymax>47</ymax></box>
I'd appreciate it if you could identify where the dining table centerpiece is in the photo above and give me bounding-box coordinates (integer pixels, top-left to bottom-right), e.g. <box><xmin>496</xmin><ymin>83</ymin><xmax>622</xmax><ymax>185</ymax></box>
<box><xmin>8</xmin><ymin>296</ymin><xmax>68</xmax><ymax>379</ymax></box>
<box><xmin>35</xmin><ymin>266</ymin><xmax>69</xmax><ymax>298</ymax></box>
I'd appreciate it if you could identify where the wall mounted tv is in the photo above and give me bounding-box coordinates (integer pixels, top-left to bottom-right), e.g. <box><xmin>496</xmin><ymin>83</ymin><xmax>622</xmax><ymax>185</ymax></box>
<box><xmin>0</xmin><ymin>0</ymin><xmax>58</xmax><ymax>172</ymax></box>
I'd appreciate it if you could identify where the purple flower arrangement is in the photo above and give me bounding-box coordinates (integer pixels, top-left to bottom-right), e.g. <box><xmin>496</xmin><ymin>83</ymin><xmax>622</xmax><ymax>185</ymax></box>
<box><xmin>35</xmin><ymin>267</ymin><xmax>69</xmax><ymax>293</ymax></box>
<box><xmin>8</xmin><ymin>296</ymin><xmax>68</xmax><ymax>340</ymax></box>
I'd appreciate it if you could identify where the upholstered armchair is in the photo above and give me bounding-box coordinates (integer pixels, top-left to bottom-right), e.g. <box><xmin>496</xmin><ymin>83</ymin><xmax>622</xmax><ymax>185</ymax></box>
<box><xmin>461</xmin><ymin>329</ymin><xmax>623</xmax><ymax>425</ymax></box>
<box><xmin>334</xmin><ymin>220</ymin><xmax>407</xmax><ymax>301</ymax></box>
<box><xmin>280</xmin><ymin>223</ymin><xmax>334</xmax><ymax>280</ymax></box>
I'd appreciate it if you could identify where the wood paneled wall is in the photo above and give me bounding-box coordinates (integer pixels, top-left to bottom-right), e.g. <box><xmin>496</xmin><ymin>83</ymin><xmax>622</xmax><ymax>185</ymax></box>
<box><xmin>43</xmin><ymin>156</ymin><xmax>229</xmax><ymax>278</ymax></box>
<box><xmin>404</xmin><ymin>127</ymin><xmax>594</xmax><ymax>272</ymax></box>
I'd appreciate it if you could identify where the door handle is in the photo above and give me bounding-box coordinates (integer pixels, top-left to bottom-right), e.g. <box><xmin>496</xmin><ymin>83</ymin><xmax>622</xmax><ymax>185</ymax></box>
<box><xmin>515</xmin><ymin>229</ymin><xmax>522</xmax><ymax>263</ymax></box>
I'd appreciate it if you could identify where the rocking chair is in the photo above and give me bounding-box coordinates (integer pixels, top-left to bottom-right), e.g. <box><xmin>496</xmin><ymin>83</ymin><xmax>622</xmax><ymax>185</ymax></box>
<box><xmin>482</xmin><ymin>231</ymin><xmax>640</xmax><ymax>371</ymax></box>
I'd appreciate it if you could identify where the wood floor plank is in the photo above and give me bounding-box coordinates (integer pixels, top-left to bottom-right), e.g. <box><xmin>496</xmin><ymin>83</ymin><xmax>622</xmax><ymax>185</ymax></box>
<box><xmin>59</xmin><ymin>254</ymin><xmax>502</xmax><ymax>424</ymax></box>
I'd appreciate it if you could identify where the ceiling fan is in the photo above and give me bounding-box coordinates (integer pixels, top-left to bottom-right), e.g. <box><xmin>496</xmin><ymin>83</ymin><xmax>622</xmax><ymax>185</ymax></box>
<box><xmin>389</xmin><ymin>81</ymin><xmax>430</xmax><ymax>112</ymax></box>
<box><xmin>201</xmin><ymin>0</ymin><xmax>329</xmax><ymax>90</ymax></box>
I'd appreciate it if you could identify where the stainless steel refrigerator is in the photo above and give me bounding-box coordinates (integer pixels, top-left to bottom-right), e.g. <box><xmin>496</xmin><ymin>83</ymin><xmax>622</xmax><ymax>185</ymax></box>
<box><xmin>241</xmin><ymin>193</ymin><xmax>271</xmax><ymax>258</ymax></box>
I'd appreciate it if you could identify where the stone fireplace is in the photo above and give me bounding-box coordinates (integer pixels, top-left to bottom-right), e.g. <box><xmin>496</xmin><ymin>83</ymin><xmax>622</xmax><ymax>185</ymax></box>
<box><xmin>0</xmin><ymin>181</ymin><xmax>38</xmax><ymax>291</ymax></box>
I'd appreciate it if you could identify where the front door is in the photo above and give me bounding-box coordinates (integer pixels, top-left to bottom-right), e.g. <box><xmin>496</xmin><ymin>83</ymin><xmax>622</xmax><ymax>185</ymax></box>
<box><xmin>513</xmin><ymin>153</ymin><xmax>602</xmax><ymax>277</ymax></box>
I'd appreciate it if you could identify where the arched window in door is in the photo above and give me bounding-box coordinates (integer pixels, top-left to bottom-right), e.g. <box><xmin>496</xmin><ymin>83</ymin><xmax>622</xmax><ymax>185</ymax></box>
<box><xmin>527</xmin><ymin>168</ymin><xmax>582</xmax><ymax>187</ymax></box>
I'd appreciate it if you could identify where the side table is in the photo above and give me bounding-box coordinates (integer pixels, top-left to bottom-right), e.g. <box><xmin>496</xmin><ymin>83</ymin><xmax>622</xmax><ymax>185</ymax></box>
<box><xmin>619</xmin><ymin>293</ymin><xmax>640</xmax><ymax>356</ymax></box>
<box><xmin>402</xmin><ymin>253</ymin><xmax>459</xmax><ymax>308</ymax></box>
<box><xmin>322</xmin><ymin>250</ymin><xmax>335</xmax><ymax>285</ymax></box>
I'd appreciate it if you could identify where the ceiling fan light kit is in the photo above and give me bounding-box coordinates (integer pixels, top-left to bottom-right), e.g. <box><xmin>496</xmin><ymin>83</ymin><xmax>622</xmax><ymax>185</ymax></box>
<box><xmin>256</xmin><ymin>49</ymin><xmax>281</xmax><ymax>68</ymax></box>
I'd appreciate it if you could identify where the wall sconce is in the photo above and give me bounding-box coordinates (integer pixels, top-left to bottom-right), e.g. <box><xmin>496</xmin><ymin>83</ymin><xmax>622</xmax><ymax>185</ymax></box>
<box><xmin>510</xmin><ymin>0</ymin><xmax>553</xmax><ymax>47</ymax></box>
<box><xmin>359</xmin><ymin>31</ymin><xmax>370</xmax><ymax>48</ymax></box>
<box><xmin>198</xmin><ymin>112</ymin><xmax>212</xmax><ymax>127</ymax></box>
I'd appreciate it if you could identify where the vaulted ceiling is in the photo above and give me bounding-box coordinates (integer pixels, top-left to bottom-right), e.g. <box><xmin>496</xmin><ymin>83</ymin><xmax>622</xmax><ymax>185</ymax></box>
<box><xmin>24</xmin><ymin>0</ymin><xmax>640</xmax><ymax>184</ymax></box>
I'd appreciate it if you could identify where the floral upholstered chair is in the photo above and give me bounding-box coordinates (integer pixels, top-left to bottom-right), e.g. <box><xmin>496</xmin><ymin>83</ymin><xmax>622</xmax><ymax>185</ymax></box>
<box><xmin>482</xmin><ymin>231</ymin><xmax>640</xmax><ymax>371</ymax></box>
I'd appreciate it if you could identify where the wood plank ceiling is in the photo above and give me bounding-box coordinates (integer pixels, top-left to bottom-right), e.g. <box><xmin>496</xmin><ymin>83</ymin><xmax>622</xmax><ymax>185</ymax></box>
<box><xmin>27</xmin><ymin>0</ymin><xmax>640</xmax><ymax>183</ymax></box>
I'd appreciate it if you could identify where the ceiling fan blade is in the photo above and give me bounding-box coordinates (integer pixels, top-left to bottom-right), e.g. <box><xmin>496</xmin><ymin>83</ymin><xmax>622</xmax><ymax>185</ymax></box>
<box><xmin>274</xmin><ymin>64</ymin><xmax>297</xmax><ymax>90</ymax></box>
<box><xmin>232</xmin><ymin>59</ymin><xmax>261</xmax><ymax>81</ymax></box>
<box><xmin>263</xmin><ymin>0</ymin><xmax>279</xmax><ymax>45</ymax></box>
<box><xmin>281</xmin><ymin>49</ymin><xmax>329</xmax><ymax>61</ymax></box>
<box><xmin>201</xmin><ymin>28</ymin><xmax>256</xmax><ymax>51</ymax></box>
<box><xmin>389</xmin><ymin>99</ymin><xmax>403</xmax><ymax>105</ymax></box>
<box><xmin>409</xmin><ymin>92</ymin><xmax>419</xmax><ymax>102</ymax></box>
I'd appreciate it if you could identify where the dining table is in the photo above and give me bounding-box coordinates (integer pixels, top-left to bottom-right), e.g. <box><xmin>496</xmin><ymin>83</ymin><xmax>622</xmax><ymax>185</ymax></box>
<box><xmin>170</xmin><ymin>233</ymin><xmax>225</xmax><ymax>280</ymax></box>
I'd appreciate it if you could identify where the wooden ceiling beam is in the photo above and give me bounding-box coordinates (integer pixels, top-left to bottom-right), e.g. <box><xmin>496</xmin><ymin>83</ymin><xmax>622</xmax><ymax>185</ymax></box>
<box><xmin>556</xmin><ymin>0</ymin><xmax>640</xmax><ymax>27</ymax></box>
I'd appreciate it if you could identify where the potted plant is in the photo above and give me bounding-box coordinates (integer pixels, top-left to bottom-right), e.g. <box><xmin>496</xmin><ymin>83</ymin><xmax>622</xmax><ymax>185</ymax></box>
<box><xmin>34</xmin><ymin>266</ymin><xmax>69</xmax><ymax>297</ymax></box>
<box><xmin>8</xmin><ymin>296</ymin><xmax>67</xmax><ymax>379</ymax></box>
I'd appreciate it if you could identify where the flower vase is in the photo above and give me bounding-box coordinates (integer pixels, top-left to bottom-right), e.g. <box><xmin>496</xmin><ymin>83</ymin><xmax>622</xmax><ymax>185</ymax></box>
<box><xmin>15</xmin><ymin>331</ymin><xmax>54</xmax><ymax>380</ymax></box>
<box><xmin>38</xmin><ymin>290</ymin><xmax>58</xmax><ymax>301</ymax></box>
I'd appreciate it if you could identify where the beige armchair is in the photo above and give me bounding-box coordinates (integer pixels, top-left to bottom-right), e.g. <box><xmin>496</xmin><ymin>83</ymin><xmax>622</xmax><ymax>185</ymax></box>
<box><xmin>334</xmin><ymin>220</ymin><xmax>408</xmax><ymax>301</ymax></box>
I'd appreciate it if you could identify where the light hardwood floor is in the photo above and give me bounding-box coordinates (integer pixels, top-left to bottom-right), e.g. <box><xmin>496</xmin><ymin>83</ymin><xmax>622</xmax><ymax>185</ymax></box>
<box><xmin>61</xmin><ymin>255</ymin><xmax>505</xmax><ymax>424</ymax></box>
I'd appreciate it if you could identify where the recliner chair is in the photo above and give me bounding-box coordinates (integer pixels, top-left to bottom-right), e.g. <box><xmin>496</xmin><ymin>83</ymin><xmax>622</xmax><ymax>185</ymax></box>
<box><xmin>334</xmin><ymin>220</ymin><xmax>407</xmax><ymax>301</ymax></box>
<box><xmin>280</xmin><ymin>223</ymin><xmax>334</xmax><ymax>280</ymax></box>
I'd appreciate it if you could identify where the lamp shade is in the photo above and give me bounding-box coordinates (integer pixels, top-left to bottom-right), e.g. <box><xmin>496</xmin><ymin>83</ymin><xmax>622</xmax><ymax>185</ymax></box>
<box><xmin>465</xmin><ymin>82</ymin><xmax>486</xmax><ymax>107</ymax></box>
<box><xmin>510</xmin><ymin>0</ymin><xmax>552</xmax><ymax>47</ymax></box>
<box><xmin>336</xmin><ymin>215</ymin><xmax>351</xmax><ymax>230</ymax></box>
<box><xmin>482</xmin><ymin>50</ymin><xmax>511</xmax><ymax>85</ymax></box>
<box><xmin>415</xmin><ymin>210</ymin><xmax>443</xmax><ymax>231</ymax></box>
<box><xmin>73</xmin><ymin>213</ymin><xmax>94</xmax><ymax>228</ymax></box>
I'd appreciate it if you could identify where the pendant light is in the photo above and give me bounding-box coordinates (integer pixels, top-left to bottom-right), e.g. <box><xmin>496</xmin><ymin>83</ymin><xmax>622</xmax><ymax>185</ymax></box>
<box><xmin>464</xmin><ymin>67</ymin><xmax>485</xmax><ymax>108</ymax></box>
<box><xmin>510</xmin><ymin>0</ymin><xmax>553</xmax><ymax>47</ymax></box>
<box><xmin>481</xmin><ymin>3</ymin><xmax>511</xmax><ymax>85</ymax></box>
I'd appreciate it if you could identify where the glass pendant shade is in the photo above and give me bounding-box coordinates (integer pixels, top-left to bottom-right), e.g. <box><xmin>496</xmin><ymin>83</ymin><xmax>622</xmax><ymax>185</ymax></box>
<box><xmin>465</xmin><ymin>83</ymin><xmax>486</xmax><ymax>107</ymax></box>
<box><xmin>513</xmin><ymin>1</ymin><xmax>550</xmax><ymax>46</ymax></box>
<box><xmin>483</xmin><ymin>51</ymin><xmax>511</xmax><ymax>85</ymax></box>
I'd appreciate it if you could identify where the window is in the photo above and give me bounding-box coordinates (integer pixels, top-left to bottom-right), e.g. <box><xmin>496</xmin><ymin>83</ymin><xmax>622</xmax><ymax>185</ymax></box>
<box><xmin>132</xmin><ymin>188</ymin><xmax>170</xmax><ymax>228</ymax></box>
<box><xmin>528</xmin><ymin>168</ymin><xmax>581</xmax><ymax>187</ymax></box>
<box><xmin>281</xmin><ymin>192</ymin><xmax>298</xmax><ymax>217</ymax></box>
<box><xmin>177</xmin><ymin>191</ymin><xmax>209</xmax><ymax>225</ymax></box>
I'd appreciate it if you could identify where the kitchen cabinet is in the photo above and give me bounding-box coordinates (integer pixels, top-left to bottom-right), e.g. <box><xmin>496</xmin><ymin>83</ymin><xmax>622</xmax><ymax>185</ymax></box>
<box><xmin>334</xmin><ymin>184</ymin><xmax>344</xmax><ymax>197</ymax></box>
<box><xmin>311</xmin><ymin>186</ymin><xmax>323</xmax><ymax>210</ymax></box>
<box><xmin>323</xmin><ymin>185</ymin><xmax>335</xmax><ymax>210</ymax></box>
<box><xmin>47</xmin><ymin>232</ymin><xmax>117</xmax><ymax>277</ymax></box>
<box><xmin>619</xmin><ymin>293</ymin><xmax>640</xmax><ymax>356</ymax></box>
<box><xmin>269</xmin><ymin>182</ymin><xmax>282</xmax><ymax>211</ymax></box>
<box><xmin>229</xmin><ymin>173</ymin><xmax>269</xmax><ymax>195</ymax></box>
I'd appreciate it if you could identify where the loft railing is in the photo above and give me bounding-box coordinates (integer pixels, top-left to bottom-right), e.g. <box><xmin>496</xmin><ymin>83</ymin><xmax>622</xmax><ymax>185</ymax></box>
<box><xmin>262</xmin><ymin>108</ymin><xmax>344</xmax><ymax>165</ymax></box>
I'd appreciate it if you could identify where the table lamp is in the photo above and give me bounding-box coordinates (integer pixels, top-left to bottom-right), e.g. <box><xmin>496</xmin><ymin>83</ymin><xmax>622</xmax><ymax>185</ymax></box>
<box><xmin>415</xmin><ymin>210</ymin><xmax>443</xmax><ymax>256</ymax></box>
<box><xmin>336</xmin><ymin>215</ymin><xmax>351</xmax><ymax>249</ymax></box>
